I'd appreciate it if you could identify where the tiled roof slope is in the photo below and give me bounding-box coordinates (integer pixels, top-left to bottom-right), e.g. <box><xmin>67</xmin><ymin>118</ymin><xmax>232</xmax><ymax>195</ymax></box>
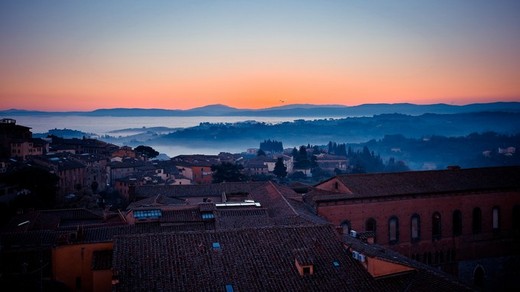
<box><xmin>215</xmin><ymin>208</ymin><xmax>272</xmax><ymax>229</ymax></box>
<box><xmin>343</xmin><ymin>235</ymin><xmax>473</xmax><ymax>291</ymax></box>
<box><xmin>0</xmin><ymin>223</ymin><xmax>210</xmax><ymax>249</ymax></box>
<box><xmin>112</xmin><ymin>225</ymin><xmax>388</xmax><ymax>291</ymax></box>
<box><xmin>2</xmin><ymin>208</ymin><xmax>105</xmax><ymax>232</ymax></box>
<box><xmin>112</xmin><ymin>224</ymin><xmax>471</xmax><ymax>291</ymax></box>
<box><xmin>318</xmin><ymin>166</ymin><xmax>520</xmax><ymax>199</ymax></box>
<box><xmin>135</xmin><ymin>181</ymin><xmax>267</xmax><ymax>198</ymax></box>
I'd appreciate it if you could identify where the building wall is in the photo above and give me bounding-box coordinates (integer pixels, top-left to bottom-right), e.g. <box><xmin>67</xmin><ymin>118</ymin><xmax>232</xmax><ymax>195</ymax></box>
<box><xmin>10</xmin><ymin>141</ymin><xmax>43</xmax><ymax>160</ymax></box>
<box><xmin>192</xmin><ymin>166</ymin><xmax>213</xmax><ymax>184</ymax></box>
<box><xmin>58</xmin><ymin>167</ymin><xmax>87</xmax><ymax>196</ymax></box>
<box><xmin>52</xmin><ymin>242</ymin><xmax>113</xmax><ymax>292</ymax></box>
<box><xmin>92</xmin><ymin>270</ymin><xmax>112</xmax><ymax>292</ymax></box>
<box><xmin>316</xmin><ymin>190</ymin><xmax>520</xmax><ymax>265</ymax></box>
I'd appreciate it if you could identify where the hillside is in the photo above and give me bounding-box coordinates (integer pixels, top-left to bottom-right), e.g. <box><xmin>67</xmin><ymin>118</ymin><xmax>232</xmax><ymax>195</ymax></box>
<box><xmin>2</xmin><ymin>102</ymin><xmax>520</xmax><ymax>117</ymax></box>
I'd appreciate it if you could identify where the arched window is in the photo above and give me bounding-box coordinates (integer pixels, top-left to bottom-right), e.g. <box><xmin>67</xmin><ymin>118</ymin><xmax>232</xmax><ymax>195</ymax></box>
<box><xmin>340</xmin><ymin>220</ymin><xmax>351</xmax><ymax>235</ymax></box>
<box><xmin>432</xmin><ymin>212</ymin><xmax>442</xmax><ymax>240</ymax></box>
<box><xmin>513</xmin><ymin>205</ymin><xmax>520</xmax><ymax>231</ymax></box>
<box><xmin>473</xmin><ymin>266</ymin><xmax>485</xmax><ymax>288</ymax></box>
<box><xmin>388</xmin><ymin>216</ymin><xmax>399</xmax><ymax>244</ymax></box>
<box><xmin>492</xmin><ymin>206</ymin><xmax>500</xmax><ymax>231</ymax></box>
<box><xmin>452</xmin><ymin>210</ymin><xmax>462</xmax><ymax>236</ymax></box>
<box><xmin>365</xmin><ymin>218</ymin><xmax>376</xmax><ymax>232</ymax></box>
<box><xmin>472</xmin><ymin>208</ymin><xmax>482</xmax><ymax>234</ymax></box>
<box><xmin>411</xmin><ymin>214</ymin><xmax>420</xmax><ymax>242</ymax></box>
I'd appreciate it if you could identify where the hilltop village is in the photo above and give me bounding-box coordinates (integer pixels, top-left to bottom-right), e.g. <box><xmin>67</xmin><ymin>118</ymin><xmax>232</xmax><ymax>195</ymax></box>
<box><xmin>1</xmin><ymin>118</ymin><xmax>520</xmax><ymax>291</ymax></box>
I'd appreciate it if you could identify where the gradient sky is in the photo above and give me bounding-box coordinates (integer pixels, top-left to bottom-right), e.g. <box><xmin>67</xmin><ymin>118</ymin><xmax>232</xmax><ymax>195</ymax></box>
<box><xmin>1</xmin><ymin>0</ymin><xmax>519</xmax><ymax>111</ymax></box>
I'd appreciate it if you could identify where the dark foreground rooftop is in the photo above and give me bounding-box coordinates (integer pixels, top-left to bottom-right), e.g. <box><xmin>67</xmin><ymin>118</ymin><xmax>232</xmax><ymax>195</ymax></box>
<box><xmin>112</xmin><ymin>224</ymin><xmax>471</xmax><ymax>292</ymax></box>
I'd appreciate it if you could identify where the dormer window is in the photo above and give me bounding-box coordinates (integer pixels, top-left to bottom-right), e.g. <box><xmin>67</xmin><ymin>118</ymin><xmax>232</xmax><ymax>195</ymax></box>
<box><xmin>293</xmin><ymin>248</ymin><xmax>314</xmax><ymax>276</ymax></box>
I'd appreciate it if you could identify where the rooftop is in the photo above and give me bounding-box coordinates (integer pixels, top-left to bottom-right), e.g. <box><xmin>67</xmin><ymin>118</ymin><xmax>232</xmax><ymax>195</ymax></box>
<box><xmin>311</xmin><ymin>166</ymin><xmax>520</xmax><ymax>202</ymax></box>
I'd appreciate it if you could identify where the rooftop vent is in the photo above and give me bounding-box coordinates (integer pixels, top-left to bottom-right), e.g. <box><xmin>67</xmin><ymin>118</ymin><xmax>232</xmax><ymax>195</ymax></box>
<box><xmin>352</xmin><ymin>250</ymin><xmax>366</xmax><ymax>263</ymax></box>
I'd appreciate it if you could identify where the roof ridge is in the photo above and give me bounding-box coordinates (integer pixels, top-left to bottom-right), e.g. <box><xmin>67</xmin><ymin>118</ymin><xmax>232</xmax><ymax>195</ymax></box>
<box><xmin>268</xmin><ymin>181</ymin><xmax>298</xmax><ymax>216</ymax></box>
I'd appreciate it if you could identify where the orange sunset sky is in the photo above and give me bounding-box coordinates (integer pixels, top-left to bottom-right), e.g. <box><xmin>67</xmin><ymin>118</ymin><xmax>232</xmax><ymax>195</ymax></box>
<box><xmin>1</xmin><ymin>0</ymin><xmax>519</xmax><ymax>111</ymax></box>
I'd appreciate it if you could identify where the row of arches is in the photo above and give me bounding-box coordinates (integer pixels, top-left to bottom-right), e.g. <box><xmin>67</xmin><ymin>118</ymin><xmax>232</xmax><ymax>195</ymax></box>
<box><xmin>341</xmin><ymin>205</ymin><xmax>520</xmax><ymax>244</ymax></box>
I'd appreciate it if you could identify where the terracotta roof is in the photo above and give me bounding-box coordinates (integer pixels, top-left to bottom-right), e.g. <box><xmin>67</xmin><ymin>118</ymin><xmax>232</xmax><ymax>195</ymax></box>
<box><xmin>112</xmin><ymin>225</ymin><xmax>391</xmax><ymax>291</ymax></box>
<box><xmin>160</xmin><ymin>209</ymin><xmax>204</xmax><ymax>223</ymax></box>
<box><xmin>127</xmin><ymin>194</ymin><xmax>186</xmax><ymax>210</ymax></box>
<box><xmin>343</xmin><ymin>235</ymin><xmax>472</xmax><ymax>291</ymax></box>
<box><xmin>314</xmin><ymin>166</ymin><xmax>520</xmax><ymax>201</ymax></box>
<box><xmin>215</xmin><ymin>208</ymin><xmax>272</xmax><ymax>229</ymax></box>
<box><xmin>3</xmin><ymin>208</ymin><xmax>105</xmax><ymax>232</ymax></box>
<box><xmin>135</xmin><ymin>181</ymin><xmax>267</xmax><ymax>199</ymax></box>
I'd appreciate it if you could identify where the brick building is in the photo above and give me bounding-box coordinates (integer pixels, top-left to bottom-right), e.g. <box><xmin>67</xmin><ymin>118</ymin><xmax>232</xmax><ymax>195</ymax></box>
<box><xmin>172</xmin><ymin>154</ymin><xmax>219</xmax><ymax>184</ymax></box>
<box><xmin>305</xmin><ymin>166</ymin><xmax>520</xmax><ymax>288</ymax></box>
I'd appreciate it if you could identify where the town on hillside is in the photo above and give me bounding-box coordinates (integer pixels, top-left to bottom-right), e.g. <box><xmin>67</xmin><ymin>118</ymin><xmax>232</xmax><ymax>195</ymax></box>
<box><xmin>1</xmin><ymin>118</ymin><xmax>520</xmax><ymax>291</ymax></box>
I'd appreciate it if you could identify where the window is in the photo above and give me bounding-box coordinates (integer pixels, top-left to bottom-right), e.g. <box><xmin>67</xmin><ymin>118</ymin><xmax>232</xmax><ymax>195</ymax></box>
<box><xmin>473</xmin><ymin>266</ymin><xmax>485</xmax><ymax>288</ymax></box>
<box><xmin>340</xmin><ymin>220</ymin><xmax>351</xmax><ymax>235</ymax></box>
<box><xmin>492</xmin><ymin>207</ymin><xmax>500</xmax><ymax>230</ymax></box>
<box><xmin>365</xmin><ymin>218</ymin><xmax>376</xmax><ymax>232</ymax></box>
<box><xmin>472</xmin><ymin>207</ymin><xmax>482</xmax><ymax>234</ymax></box>
<box><xmin>432</xmin><ymin>212</ymin><xmax>442</xmax><ymax>240</ymax></box>
<box><xmin>133</xmin><ymin>209</ymin><xmax>162</xmax><ymax>220</ymax></box>
<box><xmin>452</xmin><ymin>210</ymin><xmax>462</xmax><ymax>236</ymax></box>
<box><xmin>411</xmin><ymin>214</ymin><xmax>420</xmax><ymax>242</ymax></box>
<box><xmin>513</xmin><ymin>205</ymin><xmax>520</xmax><ymax>231</ymax></box>
<box><xmin>388</xmin><ymin>216</ymin><xmax>399</xmax><ymax>244</ymax></box>
<box><xmin>201</xmin><ymin>213</ymin><xmax>215</xmax><ymax>220</ymax></box>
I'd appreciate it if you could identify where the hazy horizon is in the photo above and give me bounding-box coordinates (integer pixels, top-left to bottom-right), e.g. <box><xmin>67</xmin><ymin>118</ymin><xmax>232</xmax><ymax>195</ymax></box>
<box><xmin>1</xmin><ymin>1</ymin><xmax>519</xmax><ymax>111</ymax></box>
<box><xmin>3</xmin><ymin>100</ymin><xmax>520</xmax><ymax>113</ymax></box>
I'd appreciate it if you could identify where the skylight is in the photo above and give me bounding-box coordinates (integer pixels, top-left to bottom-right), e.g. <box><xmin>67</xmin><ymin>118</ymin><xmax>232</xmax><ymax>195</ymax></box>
<box><xmin>133</xmin><ymin>209</ymin><xmax>162</xmax><ymax>219</ymax></box>
<box><xmin>201</xmin><ymin>213</ymin><xmax>215</xmax><ymax>220</ymax></box>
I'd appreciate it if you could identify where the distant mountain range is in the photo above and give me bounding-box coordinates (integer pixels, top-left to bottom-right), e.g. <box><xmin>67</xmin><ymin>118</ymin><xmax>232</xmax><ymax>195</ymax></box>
<box><xmin>2</xmin><ymin>102</ymin><xmax>520</xmax><ymax>117</ymax></box>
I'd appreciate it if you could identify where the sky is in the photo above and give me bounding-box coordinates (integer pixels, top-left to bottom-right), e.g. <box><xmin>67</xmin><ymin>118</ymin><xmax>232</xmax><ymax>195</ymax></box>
<box><xmin>1</xmin><ymin>0</ymin><xmax>519</xmax><ymax>111</ymax></box>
